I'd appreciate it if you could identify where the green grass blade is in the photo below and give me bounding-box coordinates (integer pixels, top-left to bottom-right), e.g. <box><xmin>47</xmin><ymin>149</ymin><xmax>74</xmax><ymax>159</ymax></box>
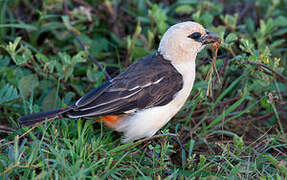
<box><xmin>0</xmin><ymin>24</ymin><xmax>37</xmax><ymax>31</ymax></box>
<box><xmin>205</xmin><ymin>93</ymin><xmax>249</xmax><ymax>130</ymax></box>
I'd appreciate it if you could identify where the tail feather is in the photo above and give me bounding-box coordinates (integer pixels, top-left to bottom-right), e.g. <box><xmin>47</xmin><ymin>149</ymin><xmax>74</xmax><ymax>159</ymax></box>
<box><xmin>18</xmin><ymin>108</ymin><xmax>72</xmax><ymax>127</ymax></box>
<box><xmin>0</xmin><ymin>125</ymin><xmax>15</xmax><ymax>134</ymax></box>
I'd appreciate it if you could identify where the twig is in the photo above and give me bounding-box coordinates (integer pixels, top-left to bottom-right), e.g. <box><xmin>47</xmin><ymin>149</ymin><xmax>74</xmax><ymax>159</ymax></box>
<box><xmin>206</xmin><ymin>40</ymin><xmax>222</xmax><ymax>97</ymax></box>
<box><xmin>190</xmin><ymin>44</ymin><xmax>222</xmax><ymax>101</ymax></box>
<box><xmin>63</xmin><ymin>0</ymin><xmax>112</xmax><ymax>80</ymax></box>
<box><xmin>240</xmin><ymin>60</ymin><xmax>287</xmax><ymax>83</ymax></box>
<box><xmin>245</xmin><ymin>112</ymin><xmax>274</xmax><ymax>124</ymax></box>
<box><xmin>212</xmin><ymin>41</ymin><xmax>222</xmax><ymax>84</ymax></box>
<box><xmin>0</xmin><ymin>164</ymin><xmax>42</xmax><ymax>176</ymax></box>
<box><xmin>236</xmin><ymin>1</ymin><xmax>253</xmax><ymax>25</ymax></box>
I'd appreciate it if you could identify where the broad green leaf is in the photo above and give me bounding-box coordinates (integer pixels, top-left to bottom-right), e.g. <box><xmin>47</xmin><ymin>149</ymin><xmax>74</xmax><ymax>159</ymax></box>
<box><xmin>19</xmin><ymin>74</ymin><xmax>39</xmax><ymax>97</ymax></box>
<box><xmin>225</xmin><ymin>33</ymin><xmax>238</xmax><ymax>43</ymax></box>
<box><xmin>42</xmin><ymin>88</ymin><xmax>59</xmax><ymax>111</ymax></box>
<box><xmin>64</xmin><ymin>92</ymin><xmax>75</xmax><ymax>105</ymax></box>
<box><xmin>175</xmin><ymin>5</ymin><xmax>193</xmax><ymax>14</ymax></box>
<box><xmin>87</xmin><ymin>67</ymin><xmax>101</xmax><ymax>82</ymax></box>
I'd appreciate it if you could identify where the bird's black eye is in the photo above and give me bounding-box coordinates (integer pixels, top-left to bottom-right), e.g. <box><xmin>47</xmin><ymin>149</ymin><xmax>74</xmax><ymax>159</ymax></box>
<box><xmin>188</xmin><ymin>32</ymin><xmax>202</xmax><ymax>39</ymax></box>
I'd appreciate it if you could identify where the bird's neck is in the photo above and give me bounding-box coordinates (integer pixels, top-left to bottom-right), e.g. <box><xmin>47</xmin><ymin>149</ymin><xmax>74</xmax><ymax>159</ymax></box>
<box><xmin>159</xmin><ymin>50</ymin><xmax>197</xmax><ymax>75</ymax></box>
<box><xmin>171</xmin><ymin>56</ymin><xmax>196</xmax><ymax>82</ymax></box>
<box><xmin>158</xmin><ymin>43</ymin><xmax>198</xmax><ymax>62</ymax></box>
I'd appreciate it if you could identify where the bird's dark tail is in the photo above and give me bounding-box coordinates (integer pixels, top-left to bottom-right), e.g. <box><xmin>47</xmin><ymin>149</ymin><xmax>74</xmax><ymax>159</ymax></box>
<box><xmin>18</xmin><ymin>107</ymin><xmax>72</xmax><ymax>127</ymax></box>
<box><xmin>0</xmin><ymin>125</ymin><xmax>14</xmax><ymax>134</ymax></box>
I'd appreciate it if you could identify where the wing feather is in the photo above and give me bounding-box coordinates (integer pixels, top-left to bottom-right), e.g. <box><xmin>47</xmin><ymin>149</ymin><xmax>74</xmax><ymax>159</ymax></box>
<box><xmin>67</xmin><ymin>54</ymin><xmax>183</xmax><ymax>118</ymax></box>
<box><xmin>75</xmin><ymin>81</ymin><xmax>111</xmax><ymax>106</ymax></box>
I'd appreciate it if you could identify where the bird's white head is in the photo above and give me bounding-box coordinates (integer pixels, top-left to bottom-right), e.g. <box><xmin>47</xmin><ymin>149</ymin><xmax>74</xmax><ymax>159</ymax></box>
<box><xmin>158</xmin><ymin>21</ymin><xmax>219</xmax><ymax>63</ymax></box>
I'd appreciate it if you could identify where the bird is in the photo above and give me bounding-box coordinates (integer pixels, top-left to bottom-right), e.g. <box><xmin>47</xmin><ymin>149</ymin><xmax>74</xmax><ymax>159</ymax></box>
<box><xmin>18</xmin><ymin>21</ymin><xmax>220</xmax><ymax>143</ymax></box>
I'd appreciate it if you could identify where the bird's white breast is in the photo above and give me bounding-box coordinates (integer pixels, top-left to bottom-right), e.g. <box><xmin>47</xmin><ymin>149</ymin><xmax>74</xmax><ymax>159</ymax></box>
<box><xmin>116</xmin><ymin>59</ymin><xmax>196</xmax><ymax>143</ymax></box>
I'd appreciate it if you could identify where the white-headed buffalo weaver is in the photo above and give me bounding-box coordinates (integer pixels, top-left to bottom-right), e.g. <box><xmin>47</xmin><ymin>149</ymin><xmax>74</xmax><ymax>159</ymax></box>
<box><xmin>18</xmin><ymin>21</ymin><xmax>220</xmax><ymax>143</ymax></box>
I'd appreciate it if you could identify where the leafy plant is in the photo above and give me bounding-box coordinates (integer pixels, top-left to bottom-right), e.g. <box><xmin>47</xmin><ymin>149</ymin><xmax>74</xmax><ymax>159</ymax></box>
<box><xmin>0</xmin><ymin>84</ymin><xmax>18</xmax><ymax>105</ymax></box>
<box><xmin>0</xmin><ymin>0</ymin><xmax>286</xmax><ymax>179</ymax></box>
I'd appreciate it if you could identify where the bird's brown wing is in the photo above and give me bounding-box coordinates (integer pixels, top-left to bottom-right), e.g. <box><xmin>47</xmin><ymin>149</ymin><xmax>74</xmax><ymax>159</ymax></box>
<box><xmin>67</xmin><ymin>54</ymin><xmax>183</xmax><ymax>118</ymax></box>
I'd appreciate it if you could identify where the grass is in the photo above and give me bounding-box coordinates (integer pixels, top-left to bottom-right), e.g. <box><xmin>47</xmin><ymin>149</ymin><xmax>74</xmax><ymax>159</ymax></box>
<box><xmin>0</xmin><ymin>0</ymin><xmax>287</xmax><ymax>179</ymax></box>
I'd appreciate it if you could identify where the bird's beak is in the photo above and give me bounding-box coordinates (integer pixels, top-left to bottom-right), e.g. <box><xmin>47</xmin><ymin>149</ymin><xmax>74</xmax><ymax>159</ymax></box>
<box><xmin>202</xmin><ymin>29</ymin><xmax>220</xmax><ymax>45</ymax></box>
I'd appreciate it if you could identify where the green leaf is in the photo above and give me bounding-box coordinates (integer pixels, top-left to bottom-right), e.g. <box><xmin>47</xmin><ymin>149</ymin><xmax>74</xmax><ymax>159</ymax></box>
<box><xmin>245</xmin><ymin>18</ymin><xmax>255</xmax><ymax>33</ymax></box>
<box><xmin>19</xmin><ymin>74</ymin><xmax>39</xmax><ymax>97</ymax></box>
<box><xmin>71</xmin><ymin>51</ymin><xmax>86</xmax><ymax>64</ymax></box>
<box><xmin>239</xmin><ymin>38</ymin><xmax>254</xmax><ymax>53</ymax></box>
<box><xmin>91</xmin><ymin>38</ymin><xmax>109</xmax><ymax>53</ymax></box>
<box><xmin>261</xmin><ymin>97</ymin><xmax>272</xmax><ymax>109</ymax></box>
<box><xmin>264</xmin><ymin>154</ymin><xmax>287</xmax><ymax>176</ymax></box>
<box><xmin>36</xmin><ymin>53</ymin><xmax>49</xmax><ymax>63</ymax></box>
<box><xmin>233</xmin><ymin>135</ymin><xmax>243</xmax><ymax>150</ymax></box>
<box><xmin>64</xmin><ymin>66</ymin><xmax>74</xmax><ymax>81</ymax></box>
<box><xmin>64</xmin><ymin>92</ymin><xmax>75</xmax><ymax>105</ymax></box>
<box><xmin>148</xmin><ymin>4</ymin><xmax>168</xmax><ymax>34</ymax></box>
<box><xmin>175</xmin><ymin>5</ymin><xmax>193</xmax><ymax>14</ymax></box>
<box><xmin>109</xmin><ymin>142</ymin><xmax>135</xmax><ymax>154</ymax></box>
<box><xmin>206</xmin><ymin>93</ymin><xmax>249</xmax><ymax>130</ymax></box>
<box><xmin>215</xmin><ymin>76</ymin><xmax>243</xmax><ymax>104</ymax></box>
<box><xmin>200</xmin><ymin>12</ymin><xmax>213</xmax><ymax>26</ymax></box>
<box><xmin>42</xmin><ymin>88</ymin><xmax>59</xmax><ymax>111</ymax></box>
<box><xmin>273</xmin><ymin>27</ymin><xmax>287</xmax><ymax>36</ymax></box>
<box><xmin>61</xmin><ymin>15</ymin><xmax>72</xmax><ymax>30</ymax></box>
<box><xmin>5</xmin><ymin>37</ymin><xmax>22</xmax><ymax>55</ymax></box>
<box><xmin>270</xmin><ymin>39</ymin><xmax>285</xmax><ymax>50</ymax></box>
<box><xmin>58</xmin><ymin>52</ymin><xmax>71</xmax><ymax>64</ymax></box>
<box><xmin>0</xmin><ymin>23</ymin><xmax>37</xmax><ymax>30</ymax></box>
<box><xmin>225</xmin><ymin>33</ymin><xmax>238</xmax><ymax>43</ymax></box>
<box><xmin>87</xmin><ymin>67</ymin><xmax>101</xmax><ymax>82</ymax></box>
<box><xmin>0</xmin><ymin>55</ymin><xmax>10</xmax><ymax>67</ymax></box>
<box><xmin>4</xmin><ymin>37</ymin><xmax>32</xmax><ymax>65</ymax></box>
<box><xmin>198</xmin><ymin>155</ymin><xmax>207</xmax><ymax>169</ymax></box>
<box><xmin>0</xmin><ymin>84</ymin><xmax>19</xmax><ymax>105</ymax></box>
<box><xmin>20</xmin><ymin>48</ymin><xmax>32</xmax><ymax>64</ymax></box>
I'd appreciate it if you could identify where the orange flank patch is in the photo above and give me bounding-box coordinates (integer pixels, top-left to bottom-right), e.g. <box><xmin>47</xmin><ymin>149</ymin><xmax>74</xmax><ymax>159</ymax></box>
<box><xmin>95</xmin><ymin>115</ymin><xmax>124</xmax><ymax>129</ymax></box>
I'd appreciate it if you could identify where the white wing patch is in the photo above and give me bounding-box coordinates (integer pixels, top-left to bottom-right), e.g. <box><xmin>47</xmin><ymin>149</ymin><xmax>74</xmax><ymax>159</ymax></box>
<box><xmin>77</xmin><ymin>89</ymin><xmax>142</xmax><ymax>111</ymax></box>
<box><xmin>75</xmin><ymin>96</ymin><xmax>84</xmax><ymax>106</ymax></box>
<box><xmin>128</xmin><ymin>77</ymin><xmax>164</xmax><ymax>91</ymax></box>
